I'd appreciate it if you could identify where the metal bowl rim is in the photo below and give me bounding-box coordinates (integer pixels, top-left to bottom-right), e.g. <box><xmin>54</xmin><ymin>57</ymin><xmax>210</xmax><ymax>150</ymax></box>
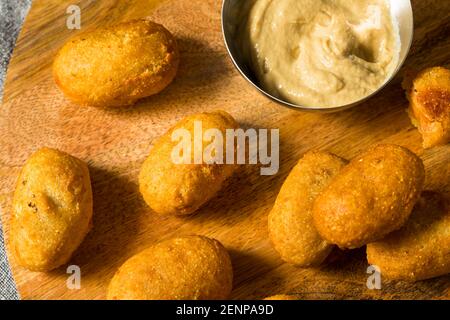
<box><xmin>220</xmin><ymin>0</ymin><xmax>414</xmax><ymax>113</ymax></box>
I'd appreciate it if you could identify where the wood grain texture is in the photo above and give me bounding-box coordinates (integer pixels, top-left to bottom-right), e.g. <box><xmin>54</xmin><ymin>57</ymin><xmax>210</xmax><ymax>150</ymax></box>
<box><xmin>0</xmin><ymin>0</ymin><xmax>449</xmax><ymax>300</ymax></box>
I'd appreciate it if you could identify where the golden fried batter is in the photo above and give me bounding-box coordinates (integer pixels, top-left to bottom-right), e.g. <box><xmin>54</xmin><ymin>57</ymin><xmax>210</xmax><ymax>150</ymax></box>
<box><xmin>10</xmin><ymin>147</ymin><xmax>93</xmax><ymax>271</ymax></box>
<box><xmin>139</xmin><ymin>110</ymin><xmax>238</xmax><ymax>215</ymax></box>
<box><xmin>53</xmin><ymin>19</ymin><xmax>179</xmax><ymax>107</ymax></box>
<box><xmin>367</xmin><ymin>191</ymin><xmax>450</xmax><ymax>281</ymax></box>
<box><xmin>268</xmin><ymin>151</ymin><xmax>347</xmax><ymax>266</ymax></box>
<box><xmin>264</xmin><ymin>295</ymin><xmax>298</xmax><ymax>300</ymax></box>
<box><xmin>403</xmin><ymin>66</ymin><xmax>450</xmax><ymax>148</ymax></box>
<box><xmin>107</xmin><ymin>235</ymin><xmax>233</xmax><ymax>300</ymax></box>
<box><xmin>313</xmin><ymin>144</ymin><xmax>425</xmax><ymax>249</ymax></box>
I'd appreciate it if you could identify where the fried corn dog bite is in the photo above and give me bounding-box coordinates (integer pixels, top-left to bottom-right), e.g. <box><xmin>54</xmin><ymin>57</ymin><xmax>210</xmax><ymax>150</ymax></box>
<box><xmin>268</xmin><ymin>151</ymin><xmax>347</xmax><ymax>266</ymax></box>
<box><xmin>53</xmin><ymin>19</ymin><xmax>179</xmax><ymax>107</ymax></box>
<box><xmin>139</xmin><ymin>110</ymin><xmax>238</xmax><ymax>215</ymax></box>
<box><xmin>403</xmin><ymin>66</ymin><xmax>450</xmax><ymax>148</ymax></box>
<box><xmin>10</xmin><ymin>147</ymin><xmax>93</xmax><ymax>271</ymax></box>
<box><xmin>107</xmin><ymin>235</ymin><xmax>233</xmax><ymax>300</ymax></box>
<box><xmin>367</xmin><ymin>191</ymin><xmax>450</xmax><ymax>281</ymax></box>
<box><xmin>313</xmin><ymin>144</ymin><xmax>425</xmax><ymax>249</ymax></box>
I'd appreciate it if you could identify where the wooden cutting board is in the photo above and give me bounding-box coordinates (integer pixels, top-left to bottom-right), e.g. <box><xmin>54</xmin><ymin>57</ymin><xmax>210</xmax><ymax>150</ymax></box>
<box><xmin>0</xmin><ymin>0</ymin><xmax>449</xmax><ymax>300</ymax></box>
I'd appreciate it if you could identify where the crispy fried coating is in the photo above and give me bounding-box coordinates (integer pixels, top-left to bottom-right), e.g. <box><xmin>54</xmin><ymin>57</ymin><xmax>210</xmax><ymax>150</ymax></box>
<box><xmin>107</xmin><ymin>235</ymin><xmax>233</xmax><ymax>300</ymax></box>
<box><xmin>264</xmin><ymin>295</ymin><xmax>298</xmax><ymax>300</ymax></box>
<box><xmin>313</xmin><ymin>144</ymin><xmax>425</xmax><ymax>249</ymax></box>
<box><xmin>367</xmin><ymin>191</ymin><xmax>450</xmax><ymax>281</ymax></box>
<box><xmin>139</xmin><ymin>110</ymin><xmax>238</xmax><ymax>215</ymax></box>
<box><xmin>53</xmin><ymin>19</ymin><xmax>179</xmax><ymax>107</ymax></box>
<box><xmin>403</xmin><ymin>66</ymin><xmax>450</xmax><ymax>148</ymax></box>
<box><xmin>10</xmin><ymin>147</ymin><xmax>93</xmax><ymax>271</ymax></box>
<box><xmin>268</xmin><ymin>151</ymin><xmax>347</xmax><ymax>266</ymax></box>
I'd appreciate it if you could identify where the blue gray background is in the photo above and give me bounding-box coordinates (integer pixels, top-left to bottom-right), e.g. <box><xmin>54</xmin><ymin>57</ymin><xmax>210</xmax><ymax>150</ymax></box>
<box><xmin>0</xmin><ymin>0</ymin><xmax>32</xmax><ymax>300</ymax></box>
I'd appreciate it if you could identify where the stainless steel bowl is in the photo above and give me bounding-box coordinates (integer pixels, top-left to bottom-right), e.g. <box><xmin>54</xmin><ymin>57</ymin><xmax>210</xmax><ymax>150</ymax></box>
<box><xmin>221</xmin><ymin>0</ymin><xmax>414</xmax><ymax>112</ymax></box>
